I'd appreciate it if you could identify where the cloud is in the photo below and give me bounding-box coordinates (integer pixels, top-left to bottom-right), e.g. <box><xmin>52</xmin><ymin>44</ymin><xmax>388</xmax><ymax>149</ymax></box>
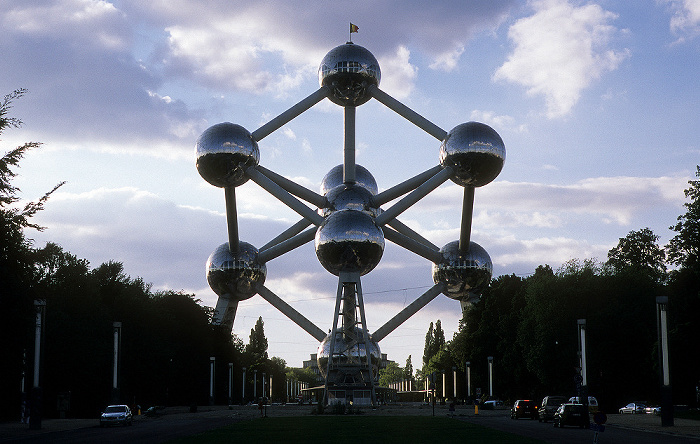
<box><xmin>664</xmin><ymin>0</ymin><xmax>700</xmax><ymax>43</ymax></box>
<box><xmin>378</xmin><ymin>46</ymin><xmax>418</xmax><ymax>99</ymax></box>
<box><xmin>494</xmin><ymin>0</ymin><xmax>630</xmax><ymax>118</ymax></box>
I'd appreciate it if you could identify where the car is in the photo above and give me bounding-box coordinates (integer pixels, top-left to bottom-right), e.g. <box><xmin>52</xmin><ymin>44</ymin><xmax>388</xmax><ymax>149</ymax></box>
<box><xmin>511</xmin><ymin>399</ymin><xmax>538</xmax><ymax>419</ymax></box>
<box><xmin>100</xmin><ymin>404</ymin><xmax>133</xmax><ymax>427</ymax></box>
<box><xmin>553</xmin><ymin>403</ymin><xmax>590</xmax><ymax>428</ymax></box>
<box><xmin>482</xmin><ymin>399</ymin><xmax>504</xmax><ymax>409</ymax></box>
<box><xmin>568</xmin><ymin>396</ymin><xmax>599</xmax><ymax>413</ymax></box>
<box><xmin>645</xmin><ymin>405</ymin><xmax>661</xmax><ymax>415</ymax></box>
<box><xmin>538</xmin><ymin>396</ymin><xmax>567</xmax><ymax>422</ymax></box>
<box><xmin>619</xmin><ymin>402</ymin><xmax>646</xmax><ymax>414</ymax></box>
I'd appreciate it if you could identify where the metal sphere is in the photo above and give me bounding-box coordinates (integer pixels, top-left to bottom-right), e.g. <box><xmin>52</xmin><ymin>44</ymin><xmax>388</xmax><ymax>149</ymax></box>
<box><xmin>316</xmin><ymin>327</ymin><xmax>382</xmax><ymax>379</ymax></box>
<box><xmin>315</xmin><ymin>209</ymin><xmax>384</xmax><ymax>276</ymax></box>
<box><xmin>206</xmin><ymin>242</ymin><xmax>266</xmax><ymax>301</ymax></box>
<box><xmin>319</xmin><ymin>42</ymin><xmax>381</xmax><ymax>106</ymax></box>
<box><xmin>432</xmin><ymin>240</ymin><xmax>492</xmax><ymax>301</ymax></box>
<box><xmin>195</xmin><ymin>122</ymin><xmax>259</xmax><ymax>188</ymax></box>
<box><xmin>439</xmin><ymin>122</ymin><xmax>505</xmax><ymax>187</ymax></box>
<box><xmin>320</xmin><ymin>164</ymin><xmax>378</xmax><ymax>196</ymax></box>
<box><xmin>321</xmin><ymin>184</ymin><xmax>379</xmax><ymax>218</ymax></box>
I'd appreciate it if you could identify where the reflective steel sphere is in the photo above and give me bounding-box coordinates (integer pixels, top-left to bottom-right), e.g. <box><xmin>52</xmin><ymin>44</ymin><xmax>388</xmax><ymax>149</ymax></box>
<box><xmin>439</xmin><ymin>122</ymin><xmax>505</xmax><ymax>187</ymax></box>
<box><xmin>321</xmin><ymin>184</ymin><xmax>379</xmax><ymax>218</ymax></box>
<box><xmin>319</xmin><ymin>43</ymin><xmax>380</xmax><ymax>106</ymax></box>
<box><xmin>196</xmin><ymin>122</ymin><xmax>259</xmax><ymax>188</ymax></box>
<box><xmin>320</xmin><ymin>164</ymin><xmax>378</xmax><ymax>196</ymax></box>
<box><xmin>432</xmin><ymin>240</ymin><xmax>492</xmax><ymax>301</ymax></box>
<box><xmin>315</xmin><ymin>209</ymin><xmax>384</xmax><ymax>276</ymax></box>
<box><xmin>317</xmin><ymin>327</ymin><xmax>381</xmax><ymax>379</ymax></box>
<box><xmin>206</xmin><ymin>242</ymin><xmax>266</xmax><ymax>301</ymax></box>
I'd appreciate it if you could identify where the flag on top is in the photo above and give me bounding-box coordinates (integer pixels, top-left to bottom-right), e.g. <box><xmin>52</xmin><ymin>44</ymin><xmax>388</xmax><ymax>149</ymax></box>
<box><xmin>350</xmin><ymin>23</ymin><xmax>359</xmax><ymax>33</ymax></box>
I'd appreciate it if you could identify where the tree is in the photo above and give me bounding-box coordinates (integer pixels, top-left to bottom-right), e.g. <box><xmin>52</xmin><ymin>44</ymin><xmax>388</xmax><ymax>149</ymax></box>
<box><xmin>404</xmin><ymin>355</ymin><xmax>414</xmax><ymax>381</ymax></box>
<box><xmin>606</xmin><ymin>227</ymin><xmax>666</xmax><ymax>282</ymax></box>
<box><xmin>0</xmin><ymin>89</ymin><xmax>63</xmax><ymax>420</ymax></box>
<box><xmin>246</xmin><ymin>316</ymin><xmax>268</xmax><ymax>363</ymax></box>
<box><xmin>378</xmin><ymin>361</ymin><xmax>404</xmax><ymax>387</ymax></box>
<box><xmin>667</xmin><ymin>165</ymin><xmax>700</xmax><ymax>271</ymax></box>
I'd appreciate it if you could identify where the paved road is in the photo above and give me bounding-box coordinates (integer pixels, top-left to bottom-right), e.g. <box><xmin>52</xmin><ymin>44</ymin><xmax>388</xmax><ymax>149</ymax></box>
<box><xmin>2</xmin><ymin>404</ymin><xmax>699</xmax><ymax>444</ymax></box>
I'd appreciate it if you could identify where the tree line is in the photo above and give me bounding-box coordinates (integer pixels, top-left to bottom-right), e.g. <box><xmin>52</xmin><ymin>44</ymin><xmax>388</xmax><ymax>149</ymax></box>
<box><xmin>0</xmin><ymin>91</ymin><xmax>316</xmax><ymax>420</ymax></box>
<box><xmin>380</xmin><ymin>171</ymin><xmax>700</xmax><ymax>413</ymax></box>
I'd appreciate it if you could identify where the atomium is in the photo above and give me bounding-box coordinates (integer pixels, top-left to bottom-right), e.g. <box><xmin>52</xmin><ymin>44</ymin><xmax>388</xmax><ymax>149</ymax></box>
<box><xmin>196</xmin><ymin>122</ymin><xmax>259</xmax><ymax>188</ymax></box>
<box><xmin>206</xmin><ymin>242</ymin><xmax>266</xmax><ymax>301</ymax></box>
<box><xmin>195</xmin><ymin>40</ymin><xmax>506</xmax><ymax>406</ymax></box>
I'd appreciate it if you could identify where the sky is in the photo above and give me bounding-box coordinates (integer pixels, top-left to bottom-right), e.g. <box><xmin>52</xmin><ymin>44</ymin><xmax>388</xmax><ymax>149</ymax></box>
<box><xmin>2</xmin><ymin>0</ymin><xmax>699</xmax><ymax>370</ymax></box>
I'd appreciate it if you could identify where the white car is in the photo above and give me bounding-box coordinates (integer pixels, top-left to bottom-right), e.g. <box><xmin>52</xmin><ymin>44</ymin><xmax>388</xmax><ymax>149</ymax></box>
<box><xmin>619</xmin><ymin>402</ymin><xmax>646</xmax><ymax>414</ymax></box>
<box><xmin>100</xmin><ymin>404</ymin><xmax>133</xmax><ymax>426</ymax></box>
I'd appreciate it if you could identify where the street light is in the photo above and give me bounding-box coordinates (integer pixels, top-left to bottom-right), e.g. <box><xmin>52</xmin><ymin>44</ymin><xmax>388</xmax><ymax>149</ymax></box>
<box><xmin>487</xmin><ymin>356</ymin><xmax>493</xmax><ymax>398</ymax></box>
<box><xmin>656</xmin><ymin>296</ymin><xmax>674</xmax><ymax>427</ymax></box>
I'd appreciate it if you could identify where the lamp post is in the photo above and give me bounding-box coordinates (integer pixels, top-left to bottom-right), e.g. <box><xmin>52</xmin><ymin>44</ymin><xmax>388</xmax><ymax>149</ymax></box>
<box><xmin>29</xmin><ymin>300</ymin><xmax>46</xmax><ymax>430</ymax></box>
<box><xmin>487</xmin><ymin>356</ymin><xmax>493</xmax><ymax>398</ymax></box>
<box><xmin>111</xmin><ymin>322</ymin><xmax>122</xmax><ymax>404</ymax></box>
<box><xmin>656</xmin><ymin>296</ymin><xmax>674</xmax><ymax>426</ymax></box>
<box><xmin>228</xmin><ymin>363</ymin><xmax>233</xmax><ymax>405</ymax></box>
<box><xmin>242</xmin><ymin>367</ymin><xmax>246</xmax><ymax>404</ymax></box>
<box><xmin>452</xmin><ymin>366</ymin><xmax>457</xmax><ymax>399</ymax></box>
<box><xmin>465</xmin><ymin>361</ymin><xmax>471</xmax><ymax>400</ymax></box>
<box><xmin>209</xmin><ymin>357</ymin><xmax>216</xmax><ymax>405</ymax></box>
<box><xmin>577</xmin><ymin>319</ymin><xmax>588</xmax><ymax>408</ymax></box>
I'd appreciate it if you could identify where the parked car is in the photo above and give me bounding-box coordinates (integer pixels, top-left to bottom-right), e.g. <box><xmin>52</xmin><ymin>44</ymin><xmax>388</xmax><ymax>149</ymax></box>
<box><xmin>568</xmin><ymin>396</ymin><xmax>599</xmax><ymax>413</ymax></box>
<box><xmin>100</xmin><ymin>404</ymin><xmax>132</xmax><ymax>427</ymax></box>
<box><xmin>482</xmin><ymin>400</ymin><xmax>504</xmax><ymax>409</ymax></box>
<box><xmin>553</xmin><ymin>403</ymin><xmax>590</xmax><ymax>428</ymax></box>
<box><xmin>645</xmin><ymin>405</ymin><xmax>661</xmax><ymax>415</ymax></box>
<box><xmin>538</xmin><ymin>396</ymin><xmax>567</xmax><ymax>422</ymax></box>
<box><xmin>619</xmin><ymin>402</ymin><xmax>646</xmax><ymax>414</ymax></box>
<box><xmin>511</xmin><ymin>399</ymin><xmax>538</xmax><ymax>419</ymax></box>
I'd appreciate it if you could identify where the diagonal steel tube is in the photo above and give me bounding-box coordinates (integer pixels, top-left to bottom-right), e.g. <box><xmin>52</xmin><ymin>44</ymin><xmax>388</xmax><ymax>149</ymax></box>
<box><xmin>257</xmin><ymin>285</ymin><xmax>326</xmax><ymax>342</ymax></box>
<box><xmin>259</xmin><ymin>218</ymin><xmax>312</xmax><ymax>252</ymax></box>
<box><xmin>246</xmin><ymin>166</ymin><xmax>324</xmax><ymax>226</ymax></box>
<box><xmin>383</xmin><ymin>226</ymin><xmax>443</xmax><ymax>263</ymax></box>
<box><xmin>387</xmin><ymin>218</ymin><xmax>439</xmax><ymax>251</ymax></box>
<box><xmin>252</xmin><ymin>86</ymin><xmax>330</xmax><ymax>141</ymax></box>
<box><xmin>374</xmin><ymin>166</ymin><xmax>453</xmax><ymax>226</ymax></box>
<box><xmin>256</xmin><ymin>165</ymin><xmax>327</xmax><ymax>208</ymax></box>
<box><xmin>368</xmin><ymin>85</ymin><xmax>447</xmax><ymax>141</ymax></box>
<box><xmin>372</xmin><ymin>165</ymin><xmax>443</xmax><ymax>207</ymax></box>
<box><xmin>258</xmin><ymin>227</ymin><xmax>316</xmax><ymax>263</ymax></box>
<box><xmin>372</xmin><ymin>282</ymin><xmax>446</xmax><ymax>343</ymax></box>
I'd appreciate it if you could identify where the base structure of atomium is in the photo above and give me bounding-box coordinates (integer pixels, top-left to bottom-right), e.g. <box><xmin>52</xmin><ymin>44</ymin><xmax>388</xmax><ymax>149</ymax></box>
<box><xmin>196</xmin><ymin>41</ymin><xmax>505</xmax><ymax>406</ymax></box>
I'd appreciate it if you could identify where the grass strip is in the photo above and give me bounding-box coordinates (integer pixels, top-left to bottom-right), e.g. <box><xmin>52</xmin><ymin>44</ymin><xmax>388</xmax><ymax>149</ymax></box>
<box><xmin>168</xmin><ymin>415</ymin><xmax>544</xmax><ymax>444</ymax></box>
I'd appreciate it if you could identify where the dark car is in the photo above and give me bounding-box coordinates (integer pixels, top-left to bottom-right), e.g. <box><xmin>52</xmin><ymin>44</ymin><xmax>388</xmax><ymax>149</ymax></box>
<box><xmin>553</xmin><ymin>403</ymin><xmax>590</xmax><ymax>428</ymax></box>
<box><xmin>511</xmin><ymin>399</ymin><xmax>538</xmax><ymax>419</ymax></box>
<box><xmin>100</xmin><ymin>404</ymin><xmax>133</xmax><ymax>427</ymax></box>
<box><xmin>538</xmin><ymin>396</ymin><xmax>567</xmax><ymax>422</ymax></box>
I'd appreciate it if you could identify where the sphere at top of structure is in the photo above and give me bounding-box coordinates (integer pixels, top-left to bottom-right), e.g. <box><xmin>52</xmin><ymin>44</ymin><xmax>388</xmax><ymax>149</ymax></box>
<box><xmin>432</xmin><ymin>240</ymin><xmax>492</xmax><ymax>301</ymax></box>
<box><xmin>206</xmin><ymin>241</ymin><xmax>266</xmax><ymax>301</ymax></box>
<box><xmin>315</xmin><ymin>209</ymin><xmax>384</xmax><ymax>276</ymax></box>
<box><xmin>320</xmin><ymin>164</ymin><xmax>378</xmax><ymax>196</ymax></box>
<box><xmin>196</xmin><ymin>122</ymin><xmax>259</xmax><ymax>188</ymax></box>
<box><xmin>321</xmin><ymin>184</ymin><xmax>379</xmax><ymax>218</ymax></box>
<box><xmin>316</xmin><ymin>327</ymin><xmax>381</xmax><ymax>379</ymax></box>
<box><xmin>439</xmin><ymin>121</ymin><xmax>505</xmax><ymax>187</ymax></box>
<box><xmin>319</xmin><ymin>42</ymin><xmax>380</xmax><ymax>106</ymax></box>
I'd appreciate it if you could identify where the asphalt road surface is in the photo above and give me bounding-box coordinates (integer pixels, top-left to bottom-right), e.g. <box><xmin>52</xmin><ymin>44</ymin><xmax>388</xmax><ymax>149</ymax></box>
<box><xmin>3</xmin><ymin>404</ymin><xmax>699</xmax><ymax>444</ymax></box>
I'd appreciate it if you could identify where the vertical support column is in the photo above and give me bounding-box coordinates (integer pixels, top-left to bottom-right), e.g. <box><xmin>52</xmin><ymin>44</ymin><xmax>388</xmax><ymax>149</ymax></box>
<box><xmin>242</xmin><ymin>367</ymin><xmax>246</xmax><ymax>404</ymax></box>
<box><xmin>656</xmin><ymin>297</ymin><xmax>674</xmax><ymax>426</ymax></box>
<box><xmin>343</xmin><ymin>106</ymin><xmax>356</xmax><ymax>184</ymax></box>
<box><xmin>225</xmin><ymin>187</ymin><xmax>239</xmax><ymax>252</ymax></box>
<box><xmin>487</xmin><ymin>356</ymin><xmax>494</xmax><ymax>398</ymax></box>
<box><xmin>29</xmin><ymin>300</ymin><xmax>46</xmax><ymax>430</ymax></box>
<box><xmin>459</xmin><ymin>186</ymin><xmax>475</xmax><ymax>252</ymax></box>
<box><xmin>253</xmin><ymin>369</ymin><xmax>258</xmax><ymax>399</ymax></box>
<box><xmin>269</xmin><ymin>374</ymin><xmax>273</xmax><ymax>400</ymax></box>
<box><xmin>111</xmin><ymin>322</ymin><xmax>122</xmax><ymax>404</ymax></box>
<box><xmin>209</xmin><ymin>357</ymin><xmax>216</xmax><ymax>405</ymax></box>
